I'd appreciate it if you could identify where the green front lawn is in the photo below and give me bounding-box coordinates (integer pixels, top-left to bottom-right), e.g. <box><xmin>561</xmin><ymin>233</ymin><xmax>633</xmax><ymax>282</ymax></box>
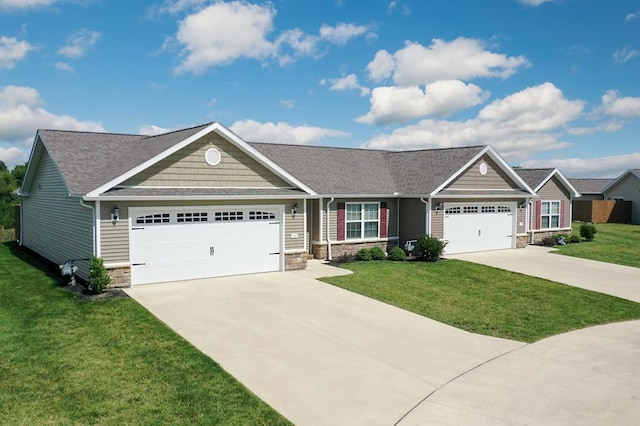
<box><xmin>0</xmin><ymin>242</ymin><xmax>290</xmax><ymax>425</ymax></box>
<box><xmin>553</xmin><ymin>222</ymin><xmax>640</xmax><ymax>268</ymax></box>
<box><xmin>321</xmin><ymin>260</ymin><xmax>640</xmax><ymax>343</ymax></box>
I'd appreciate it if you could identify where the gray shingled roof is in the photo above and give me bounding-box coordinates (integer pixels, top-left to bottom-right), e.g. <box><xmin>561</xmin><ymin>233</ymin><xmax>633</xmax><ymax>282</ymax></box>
<box><xmin>513</xmin><ymin>168</ymin><xmax>555</xmax><ymax>190</ymax></box>
<box><xmin>38</xmin><ymin>124</ymin><xmax>211</xmax><ymax>195</ymax></box>
<box><xmin>101</xmin><ymin>187</ymin><xmax>306</xmax><ymax>197</ymax></box>
<box><xmin>250</xmin><ymin>143</ymin><xmax>486</xmax><ymax>194</ymax></box>
<box><xmin>568</xmin><ymin>178</ymin><xmax>612</xmax><ymax>194</ymax></box>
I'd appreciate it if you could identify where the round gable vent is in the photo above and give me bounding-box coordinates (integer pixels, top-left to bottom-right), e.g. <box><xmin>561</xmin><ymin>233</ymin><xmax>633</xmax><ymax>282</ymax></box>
<box><xmin>479</xmin><ymin>162</ymin><xmax>488</xmax><ymax>176</ymax></box>
<box><xmin>205</xmin><ymin>148</ymin><xmax>221</xmax><ymax>166</ymax></box>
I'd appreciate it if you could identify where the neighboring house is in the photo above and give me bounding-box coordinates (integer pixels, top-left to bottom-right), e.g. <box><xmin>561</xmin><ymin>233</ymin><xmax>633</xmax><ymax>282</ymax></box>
<box><xmin>603</xmin><ymin>169</ymin><xmax>640</xmax><ymax>224</ymax></box>
<box><xmin>568</xmin><ymin>178</ymin><xmax>612</xmax><ymax>201</ymax></box>
<box><xmin>20</xmin><ymin>122</ymin><xmax>538</xmax><ymax>287</ymax></box>
<box><xmin>514</xmin><ymin>168</ymin><xmax>581</xmax><ymax>243</ymax></box>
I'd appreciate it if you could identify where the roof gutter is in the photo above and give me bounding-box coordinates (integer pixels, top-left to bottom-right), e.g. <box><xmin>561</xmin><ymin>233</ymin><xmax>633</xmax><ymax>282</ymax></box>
<box><xmin>82</xmin><ymin>194</ymin><xmax>313</xmax><ymax>202</ymax></box>
<box><xmin>326</xmin><ymin>197</ymin><xmax>335</xmax><ymax>261</ymax></box>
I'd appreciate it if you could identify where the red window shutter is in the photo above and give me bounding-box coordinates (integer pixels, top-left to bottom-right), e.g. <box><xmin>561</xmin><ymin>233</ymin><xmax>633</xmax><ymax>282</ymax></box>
<box><xmin>535</xmin><ymin>200</ymin><xmax>542</xmax><ymax>229</ymax></box>
<box><xmin>337</xmin><ymin>203</ymin><xmax>345</xmax><ymax>241</ymax></box>
<box><xmin>560</xmin><ymin>200</ymin><xmax>566</xmax><ymax>228</ymax></box>
<box><xmin>380</xmin><ymin>202</ymin><xmax>388</xmax><ymax>238</ymax></box>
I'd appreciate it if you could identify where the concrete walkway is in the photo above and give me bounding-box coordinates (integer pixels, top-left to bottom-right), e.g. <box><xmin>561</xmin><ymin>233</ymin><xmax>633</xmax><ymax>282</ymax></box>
<box><xmin>400</xmin><ymin>319</ymin><xmax>640</xmax><ymax>425</ymax></box>
<box><xmin>448</xmin><ymin>246</ymin><xmax>640</xmax><ymax>303</ymax></box>
<box><xmin>126</xmin><ymin>261</ymin><xmax>524</xmax><ymax>426</ymax></box>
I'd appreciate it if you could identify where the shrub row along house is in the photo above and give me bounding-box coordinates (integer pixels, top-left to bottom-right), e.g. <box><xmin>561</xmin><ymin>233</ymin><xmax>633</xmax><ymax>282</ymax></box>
<box><xmin>19</xmin><ymin>122</ymin><xmax>580</xmax><ymax>287</ymax></box>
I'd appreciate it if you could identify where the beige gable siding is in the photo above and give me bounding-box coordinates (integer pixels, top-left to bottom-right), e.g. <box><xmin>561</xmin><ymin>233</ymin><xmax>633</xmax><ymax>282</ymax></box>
<box><xmin>21</xmin><ymin>147</ymin><xmax>94</xmax><ymax>280</ymax></box>
<box><xmin>430</xmin><ymin>206</ymin><xmax>444</xmax><ymax>239</ymax></box>
<box><xmin>517</xmin><ymin>206</ymin><xmax>526</xmax><ymax>234</ymax></box>
<box><xmin>122</xmin><ymin>133</ymin><xmax>290</xmax><ymax>188</ymax></box>
<box><xmin>446</xmin><ymin>155</ymin><xmax>520</xmax><ymax>190</ymax></box>
<box><xmin>399</xmin><ymin>198</ymin><xmax>426</xmax><ymax>244</ymax></box>
<box><xmin>322</xmin><ymin>198</ymin><xmax>398</xmax><ymax>242</ymax></box>
<box><xmin>532</xmin><ymin>176</ymin><xmax>571</xmax><ymax>229</ymax></box>
<box><xmin>99</xmin><ymin>199</ymin><xmax>305</xmax><ymax>265</ymax></box>
<box><xmin>606</xmin><ymin>174</ymin><xmax>640</xmax><ymax>224</ymax></box>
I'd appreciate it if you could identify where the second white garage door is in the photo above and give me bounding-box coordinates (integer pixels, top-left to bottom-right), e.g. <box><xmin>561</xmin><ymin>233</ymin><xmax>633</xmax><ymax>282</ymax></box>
<box><xmin>129</xmin><ymin>206</ymin><xmax>283</xmax><ymax>285</ymax></box>
<box><xmin>443</xmin><ymin>202</ymin><xmax>515</xmax><ymax>254</ymax></box>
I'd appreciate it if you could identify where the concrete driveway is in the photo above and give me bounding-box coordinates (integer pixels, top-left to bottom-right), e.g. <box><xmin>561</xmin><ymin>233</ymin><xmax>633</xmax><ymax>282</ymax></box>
<box><xmin>448</xmin><ymin>246</ymin><xmax>640</xmax><ymax>303</ymax></box>
<box><xmin>126</xmin><ymin>261</ymin><xmax>524</xmax><ymax>426</ymax></box>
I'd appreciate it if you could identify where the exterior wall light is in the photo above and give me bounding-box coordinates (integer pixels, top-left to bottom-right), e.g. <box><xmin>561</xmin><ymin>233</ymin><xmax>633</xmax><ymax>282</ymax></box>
<box><xmin>111</xmin><ymin>206</ymin><xmax>120</xmax><ymax>222</ymax></box>
<box><xmin>291</xmin><ymin>203</ymin><xmax>298</xmax><ymax>218</ymax></box>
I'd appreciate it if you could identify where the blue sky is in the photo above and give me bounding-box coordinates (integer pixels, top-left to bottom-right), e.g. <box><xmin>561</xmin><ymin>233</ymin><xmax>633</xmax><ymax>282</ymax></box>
<box><xmin>0</xmin><ymin>0</ymin><xmax>638</xmax><ymax>177</ymax></box>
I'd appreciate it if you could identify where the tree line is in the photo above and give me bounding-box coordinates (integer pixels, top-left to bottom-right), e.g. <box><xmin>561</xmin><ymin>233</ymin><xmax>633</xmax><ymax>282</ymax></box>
<box><xmin>0</xmin><ymin>161</ymin><xmax>27</xmax><ymax>231</ymax></box>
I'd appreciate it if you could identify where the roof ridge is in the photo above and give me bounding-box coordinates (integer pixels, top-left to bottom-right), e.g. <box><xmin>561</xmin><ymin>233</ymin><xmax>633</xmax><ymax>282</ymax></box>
<box><xmin>39</xmin><ymin>128</ymin><xmax>142</xmax><ymax>137</ymax></box>
<box><xmin>249</xmin><ymin>141</ymin><xmax>387</xmax><ymax>153</ymax></box>
<box><xmin>141</xmin><ymin>122</ymin><xmax>214</xmax><ymax>139</ymax></box>
<box><xmin>386</xmin><ymin>145</ymin><xmax>486</xmax><ymax>154</ymax></box>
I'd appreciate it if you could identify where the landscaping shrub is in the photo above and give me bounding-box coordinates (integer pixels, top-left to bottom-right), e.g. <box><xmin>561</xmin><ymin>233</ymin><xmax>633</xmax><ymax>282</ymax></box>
<box><xmin>417</xmin><ymin>234</ymin><xmax>446</xmax><ymax>262</ymax></box>
<box><xmin>387</xmin><ymin>246</ymin><xmax>406</xmax><ymax>261</ymax></box>
<box><xmin>89</xmin><ymin>256</ymin><xmax>111</xmax><ymax>293</ymax></box>
<box><xmin>369</xmin><ymin>246</ymin><xmax>386</xmax><ymax>260</ymax></box>
<box><xmin>355</xmin><ymin>248</ymin><xmax>372</xmax><ymax>261</ymax></box>
<box><xmin>568</xmin><ymin>234</ymin><xmax>581</xmax><ymax>244</ymax></box>
<box><xmin>580</xmin><ymin>223</ymin><xmax>597</xmax><ymax>241</ymax></box>
<box><xmin>331</xmin><ymin>254</ymin><xmax>354</xmax><ymax>265</ymax></box>
<box><xmin>540</xmin><ymin>236</ymin><xmax>556</xmax><ymax>247</ymax></box>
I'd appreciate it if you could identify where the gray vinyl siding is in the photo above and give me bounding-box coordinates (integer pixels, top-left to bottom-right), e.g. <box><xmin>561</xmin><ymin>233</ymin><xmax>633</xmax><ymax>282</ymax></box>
<box><xmin>517</xmin><ymin>206</ymin><xmax>526</xmax><ymax>234</ymax></box>
<box><xmin>322</xmin><ymin>198</ymin><xmax>398</xmax><ymax>242</ymax></box>
<box><xmin>446</xmin><ymin>155</ymin><xmax>520</xmax><ymax>190</ymax></box>
<box><xmin>430</xmin><ymin>203</ymin><xmax>444</xmax><ymax>239</ymax></box>
<box><xmin>99</xmin><ymin>199</ymin><xmax>305</xmax><ymax>264</ymax></box>
<box><xmin>399</xmin><ymin>198</ymin><xmax>426</xmax><ymax>244</ymax></box>
<box><xmin>532</xmin><ymin>177</ymin><xmax>571</xmax><ymax>229</ymax></box>
<box><xmin>21</xmin><ymin>147</ymin><xmax>94</xmax><ymax>280</ymax></box>
<box><xmin>605</xmin><ymin>174</ymin><xmax>640</xmax><ymax>224</ymax></box>
<box><xmin>122</xmin><ymin>133</ymin><xmax>290</xmax><ymax>188</ymax></box>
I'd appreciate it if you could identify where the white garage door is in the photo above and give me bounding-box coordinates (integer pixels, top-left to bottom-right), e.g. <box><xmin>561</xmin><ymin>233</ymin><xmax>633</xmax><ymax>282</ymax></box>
<box><xmin>129</xmin><ymin>206</ymin><xmax>283</xmax><ymax>285</ymax></box>
<box><xmin>443</xmin><ymin>202</ymin><xmax>515</xmax><ymax>254</ymax></box>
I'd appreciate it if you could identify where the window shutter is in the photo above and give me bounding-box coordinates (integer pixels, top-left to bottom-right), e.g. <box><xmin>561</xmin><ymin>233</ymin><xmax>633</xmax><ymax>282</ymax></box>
<box><xmin>560</xmin><ymin>200</ymin><xmax>566</xmax><ymax>228</ymax></box>
<box><xmin>535</xmin><ymin>200</ymin><xmax>541</xmax><ymax>229</ymax></box>
<box><xmin>337</xmin><ymin>203</ymin><xmax>345</xmax><ymax>241</ymax></box>
<box><xmin>380</xmin><ymin>202</ymin><xmax>388</xmax><ymax>238</ymax></box>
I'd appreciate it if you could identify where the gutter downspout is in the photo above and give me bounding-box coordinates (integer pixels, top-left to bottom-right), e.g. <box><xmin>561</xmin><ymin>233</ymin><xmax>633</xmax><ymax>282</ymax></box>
<box><xmin>19</xmin><ymin>197</ymin><xmax>24</xmax><ymax>246</ymax></box>
<box><xmin>529</xmin><ymin>200</ymin><xmax>535</xmax><ymax>244</ymax></box>
<box><xmin>420</xmin><ymin>197</ymin><xmax>430</xmax><ymax>235</ymax></box>
<box><xmin>326</xmin><ymin>197</ymin><xmax>335</xmax><ymax>261</ymax></box>
<box><xmin>80</xmin><ymin>199</ymin><xmax>97</xmax><ymax>257</ymax></box>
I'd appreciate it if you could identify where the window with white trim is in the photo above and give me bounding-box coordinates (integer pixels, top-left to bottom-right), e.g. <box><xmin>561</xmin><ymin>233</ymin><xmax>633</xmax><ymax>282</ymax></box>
<box><xmin>445</xmin><ymin>206</ymin><xmax>461</xmax><ymax>214</ymax></box>
<box><xmin>346</xmin><ymin>202</ymin><xmax>379</xmax><ymax>239</ymax></box>
<box><xmin>249</xmin><ymin>211</ymin><xmax>276</xmax><ymax>220</ymax></box>
<box><xmin>177</xmin><ymin>212</ymin><xmax>208</xmax><ymax>223</ymax></box>
<box><xmin>541</xmin><ymin>201</ymin><xmax>560</xmax><ymax>228</ymax></box>
<box><xmin>214</xmin><ymin>211</ymin><xmax>243</xmax><ymax>221</ymax></box>
<box><xmin>497</xmin><ymin>206</ymin><xmax>511</xmax><ymax>213</ymax></box>
<box><xmin>463</xmin><ymin>206</ymin><xmax>479</xmax><ymax>214</ymax></box>
<box><xmin>136</xmin><ymin>213</ymin><xmax>170</xmax><ymax>224</ymax></box>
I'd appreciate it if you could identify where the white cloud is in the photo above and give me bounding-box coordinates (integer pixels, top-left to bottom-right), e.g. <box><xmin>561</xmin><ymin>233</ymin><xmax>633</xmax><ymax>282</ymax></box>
<box><xmin>0</xmin><ymin>145</ymin><xmax>25</xmax><ymax>167</ymax></box>
<box><xmin>230</xmin><ymin>119</ymin><xmax>348</xmax><ymax>145</ymax></box>
<box><xmin>54</xmin><ymin>62</ymin><xmax>75</xmax><ymax>72</ymax></box>
<box><xmin>518</xmin><ymin>0</ymin><xmax>555</xmax><ymax>6</ymax></box>
<box><xmin>318</xmin><ymin>23</ymin><xmax>369</xmax><ymax>45</ymax></box>
<box><xmin>0</xmin><ymin>0</ymin><xmax>57</xmax><ymax>10</ymax></box>
<box><xmin>0</xmin><ymin>36</ymin><xmax>33</xmax><ymax>70</ymax></box>
<box><xmin>567</xmin><ymin>121</ymin><xmax>623</xmax><ymax>136</ymax></box>
<box><xmin>612</xmin><ymin>48</ymin><xmax>638</xmax><ymax>63</ymax></box>
<box><xmin>325</xmin><ymin>74</ymin><xmax>370</xmax><ymax>97</ymax></box>
<box><xmin>357</xmin><ymin>80</ymin><xmax>489</xmax><ymax>125</ymax></box>
<box><xmin>279</xmin><ymin>99</ymin><xmax>294</xmax><ymax>109</ymax></box>
<box><xmin>58</xmin><ymin>29</ymin><xmax>101</xmax><ymax>58</ymax></box>
<box><xmin>625</xmin><ymin>10</ymin><xmax>640</xmax><ymax>21</ymax></box>
<box><xmin>139</xmin><ymin>124</ymin><xmax>173</xmax><ymax>135</ymax></box>
<box><xmin>366</xmin><ymin>38</ymin><xmax>529</xmax><ymax>85</ymax></box>
<box><xmin>521</xmin><ymin>153</ymin><xmax>640</xmax><ymax>178</ymax></box>
<box><xmin>362</xmin><ymin>82</ymin><xmax>583</xmax><ymax>160</ymax></box>
<box><xmin>598</xmin><ymin>90</ymin><xmax>640</xmax><ymax>118</ymax></box>
<box><xmin>0</xmin><ymin>85</ymin><xmax>104</xmax><ymax>166</ymax></box>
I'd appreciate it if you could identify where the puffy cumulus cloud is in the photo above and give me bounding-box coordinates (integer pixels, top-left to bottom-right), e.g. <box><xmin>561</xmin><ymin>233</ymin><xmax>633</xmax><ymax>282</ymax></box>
<box><xmin>0</xmin><ymin>85</ymin><xmax>104</xmax><ymax>165</ymax></box>
<box><xmin>362</xmin><ymin>82</ymin><xmax>582</xmax><ymax>160</ymax></box>
<box><xmin>0</xmin><ymin>0</ymin><xmax>57</xmax><ymax>10</ymax></box>
<box><xmin>357</xmin><ymin>80</ymin><xmax>489</xmax><ymax>125</ymax></box>
<box><xmin>613</xmin><ymin>48</ymin><xmax>638</xmax><ymax>63</ymax></box>
<box><xmin>322</xmin><ymin>73</ymin><xmax>370</xmax><ymax>97</ymax></box>
<box><xmin>521</xmin><ymin>153</ymin><xmax>640</xmax><ymax>178</ymax></box>
<box><xmin>319</xmin><ymin>23</ymin><xmax>369</xmax><ymax>45</ymax></box>
<box><xmin>0</xmin><ymin>36</ymin><xmax>33</xmax><ymax>70</ymax></box>
<box><xmin>518</xmin><ymin>0</ymin><xmax>555</xmax><ymax>5</ymax></box>
<box><xmin>139</xmin><ymin>124</ymin><xmax>173</xmax><ymax>135</ymax></box>
<box><xmin>230</xmin><ymin>119</ymin><xmax>348</xmax><ymax>145</ymax></box>
<box><xmin>58</xmin><ymin>29</ymin><xmax>101</xmax><ymax>58</ymax></box>
<box><xmin>598</xmin><ymin>90</ymin><xmax>640</xmax><ymax>118</ymax></box>
<box><xmin>0</xmin><ymin>145</ymin><xmax>25</xmax><ymax>166</ymax></box>
<box><xmin>366</xmin><ymin>38</ymin><xmax>528</xmax><ymax>86</ymax></box>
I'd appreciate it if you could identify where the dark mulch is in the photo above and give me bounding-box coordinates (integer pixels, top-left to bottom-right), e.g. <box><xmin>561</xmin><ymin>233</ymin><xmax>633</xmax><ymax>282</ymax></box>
<box><xmin>59</xmin><ymin>279</ymin><xmax>129</xmax><ymax>302</ymax></box>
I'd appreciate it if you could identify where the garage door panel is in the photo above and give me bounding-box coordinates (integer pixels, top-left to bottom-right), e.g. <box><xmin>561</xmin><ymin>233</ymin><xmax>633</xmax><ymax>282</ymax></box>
<box><xmin>444</xmin><ymin>203</ymin><xmax>515</xmax><ymax>254</ymax></box>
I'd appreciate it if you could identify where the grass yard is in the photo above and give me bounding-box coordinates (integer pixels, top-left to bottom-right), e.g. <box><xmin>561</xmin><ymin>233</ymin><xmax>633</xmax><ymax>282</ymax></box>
<box><xmin>0</xmin><ymin>242</ymin><xmax>290</xmax><ymax>425</ymax></box>
<box><xmin>553</xmin><ymin>222</ymin><xmax>640</xmax><ymax>268</ymax></box>
<box><xmin>321</xmin><ymin>260</ymin><xmax>640</xmax><ymax>343</ymax></box>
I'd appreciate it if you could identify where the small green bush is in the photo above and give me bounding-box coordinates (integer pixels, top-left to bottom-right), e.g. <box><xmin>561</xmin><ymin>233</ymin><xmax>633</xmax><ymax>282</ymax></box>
<box><xmin>89</xmin><ymin>256</ymin><xmax>111</xmax><ymax>293</ymax></box>
<box><xmin>355</xmin><ymin>248</ymin><xmax>372</xmax><ymax>261</ymax></box>
<box><xmin>331</xmin><ymin>254</ymin><xmax>354</xmax><ymax>265</ymax></box>
<box><xmin>417</xmin><ymin>234</ymin><xmax>446</xmax><ymax>262</ymax></box>
<box><xmin>387</xmin><ymin>246</ymin><xmax>406</xmax><ymax>261</ymax></box>
<box><xmin>580</xmin><ymin>223</ymin><xmax>597</xmax><ymax>241</ymax></box>
<box><xmin>540</xmin><ymin>236</ymin><xmax>556</xmax><ymax>247</ymax></box>
<box><xmin>369</xmin><ymin>246</ymin><xmax>386</xmax><ymax>260</ymax></box>
<box><xmin>568</xmin><ymin>234</ymin><xmax>581</xmax><ymax>244</ymax></box>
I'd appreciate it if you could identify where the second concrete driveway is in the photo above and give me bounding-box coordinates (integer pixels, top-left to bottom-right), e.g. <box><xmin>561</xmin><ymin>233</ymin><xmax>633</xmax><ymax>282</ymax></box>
<box><xmin>448</xmin><ymin>246</ymin><xmax>640</xmax><ymax>303</ymax></box>
<box><xmin>126</xmin><ymin>262</ymin><xmax>523</xmax><ymax>426</ymax></box>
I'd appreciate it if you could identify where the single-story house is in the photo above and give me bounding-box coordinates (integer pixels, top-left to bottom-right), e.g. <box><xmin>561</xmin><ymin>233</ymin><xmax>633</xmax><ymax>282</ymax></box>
<box><xmin>514</xmin><ymin>168</ymin><xmax>580</xmax><ymax>243</ymax></box>
<box><xmin>21</xmin><ymin>122</ymin><xmax>551</xmax><ymax>287</ymax></box>
<box><xmin>603</xmin><ymin>169</ymin><xmax>640</xmax><ymax>224</ymax></box>
<box><xmin>567</xmin><ymin>178</ymin><xmax>612</xmax><ymax>201</ymax></box>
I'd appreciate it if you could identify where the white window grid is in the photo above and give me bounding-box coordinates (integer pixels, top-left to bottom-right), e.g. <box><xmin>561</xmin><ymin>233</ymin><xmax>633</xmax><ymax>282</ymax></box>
<box><xmin>345</xmin><ymin>202</ymin><xmax>380</xmax><ymax>240</ymax></box>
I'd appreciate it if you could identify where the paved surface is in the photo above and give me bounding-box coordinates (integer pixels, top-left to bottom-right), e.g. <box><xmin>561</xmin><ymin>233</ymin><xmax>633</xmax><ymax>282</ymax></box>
<box><xmin>126</xmin><ymin>260</ymin><xmax>524</xmax><ymax>426</ymax></box>
<box><xmin>400</xmin><ymin>320</ymin><xmax>640</xmax><ymax>426</ymax></box>
<box><xmin>448</xmin><ymin>246</ymin><xmax>640</xmax><ymax>303</ymax></box>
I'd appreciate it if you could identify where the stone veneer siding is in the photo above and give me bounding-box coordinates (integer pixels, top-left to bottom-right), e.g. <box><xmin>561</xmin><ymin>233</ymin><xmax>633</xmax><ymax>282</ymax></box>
<box><xmin>312</xmin><ymin>240</ymin><xmax>398</xmax><ymax>260</ymax></box>
<box><xmin>516</xmin><ymin>235</ymin><xmax>529</xmax><ymax>248</ymax></box>
<box><xmin>285</xmin><ymin>252</ymin><xmax>308</xmax><ymax>271</ymax></box>
<box><xmin>530</xmin><ymin>229</ymin><xmax>572</xmax><ymax>244</ymax></box>
<box><xmin>106</xmin><ymin>266</ymin><xmax>131</xmax><ymax>288</ymax></box>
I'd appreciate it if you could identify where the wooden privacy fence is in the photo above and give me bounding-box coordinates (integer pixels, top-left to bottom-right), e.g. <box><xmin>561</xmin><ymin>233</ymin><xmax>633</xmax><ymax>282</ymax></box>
<box><xmin>573</xmin><ymin>200</ymin><xmax>632</xmax><ymax>223</ymax></box>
